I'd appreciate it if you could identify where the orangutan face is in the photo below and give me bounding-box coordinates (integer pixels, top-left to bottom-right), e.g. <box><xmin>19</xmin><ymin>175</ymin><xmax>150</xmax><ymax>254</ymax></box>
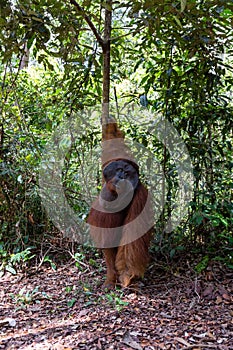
<box><xmin>100</xmin><ymin>160</ymin><xmax>139</xmax><ymax>211</ymax></box>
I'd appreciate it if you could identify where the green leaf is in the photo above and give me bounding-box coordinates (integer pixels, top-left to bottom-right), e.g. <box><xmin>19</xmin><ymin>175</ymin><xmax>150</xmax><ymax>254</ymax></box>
<box><xmin>181</xmin><ymin>0</ymin><xmax>186</xmax><ymax>12</ymax></box>
<box><xmin>25</xmin><ymin>154</ymin><xmax>32</xmax><ymax>162</ymax></box>
<box><xmin>67</xmin><ymin>298</ymin><xmax>77</xmax><ymax>308</ymax></box>
<box><xmin>173</xmin><ymin>15</ymin><xmax>182</xmax><ymax>28</ymax></box>
<box><xmin>5</xmin><ymin>265</ymin><xmax>17</xmax><ymax>275</ymax></box>
<box><xmin>195</xmin><ymin>256</ymin><xmax>209</xmax><ymax>274</ymax></box>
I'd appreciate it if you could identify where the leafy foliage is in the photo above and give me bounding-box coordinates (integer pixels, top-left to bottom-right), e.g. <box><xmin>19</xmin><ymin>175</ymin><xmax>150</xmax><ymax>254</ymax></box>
<box><xmin>0</xmin><ymin>0</ymin><xmax>232</xmax><ymax>271</ymax></box>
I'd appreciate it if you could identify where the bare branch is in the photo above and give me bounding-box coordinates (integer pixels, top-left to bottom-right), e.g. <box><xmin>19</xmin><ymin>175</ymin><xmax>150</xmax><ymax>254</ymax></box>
<box><xmin>70</xmin><ymin>0</ymin><xmax>104</xmax><ymax>47</ymax></box>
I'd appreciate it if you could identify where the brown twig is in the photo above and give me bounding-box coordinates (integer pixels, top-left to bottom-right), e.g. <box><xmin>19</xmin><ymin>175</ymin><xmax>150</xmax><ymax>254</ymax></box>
<box><xmin>175</xmin><ymin>337</ymin><xmax>218</xmax><ymax>349</ymax></box>
<box><xmin>182</xmin><ymin>345</ymin><xmax>219</xmax><ymax>349</ymax></box>
<box><xmin>69</xmin><ymin>0</ymin><xmax>104</xmax><ymax>47</ymax></box>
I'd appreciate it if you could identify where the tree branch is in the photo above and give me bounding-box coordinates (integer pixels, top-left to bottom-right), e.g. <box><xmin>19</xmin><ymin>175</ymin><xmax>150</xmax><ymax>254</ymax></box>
<box><xmin>102</xmin><ymin>0</ymin><xmax>112</xmax><ymax>106</ymax></box>
<box><xmin>70</xmin><ymin>0</ymin><xmax>104</xmax><ymax>47</ymax></box>
<box><xmin>101</xmin><ymin>0</ymin><xmax>113</xmax><ymax>141</ymax></box>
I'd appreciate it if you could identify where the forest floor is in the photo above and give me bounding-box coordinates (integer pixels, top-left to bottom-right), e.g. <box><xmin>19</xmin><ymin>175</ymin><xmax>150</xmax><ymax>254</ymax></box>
<box><xmin>0</xmin><ymin>255</ymin><xmax>232</xmax><ymax>350</ymax></box>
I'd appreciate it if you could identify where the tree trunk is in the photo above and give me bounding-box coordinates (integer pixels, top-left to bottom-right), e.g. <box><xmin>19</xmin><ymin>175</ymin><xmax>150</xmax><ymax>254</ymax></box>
<box><xmin>102</xmin><ymin>0</ymin><xmax>112</xmax><ymax>136</ymax></box>
<box><xmin>19</xmin><ymin>43</ymin><xmax>30</xmax><ymax>70</ymax></box>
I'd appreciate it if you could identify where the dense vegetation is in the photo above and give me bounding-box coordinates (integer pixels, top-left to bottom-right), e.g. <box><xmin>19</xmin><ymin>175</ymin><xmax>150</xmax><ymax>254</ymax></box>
<box><xmin>0</xmin><ymin>0</ymin><xmax>232</xmax><ymax>275</ymax></box>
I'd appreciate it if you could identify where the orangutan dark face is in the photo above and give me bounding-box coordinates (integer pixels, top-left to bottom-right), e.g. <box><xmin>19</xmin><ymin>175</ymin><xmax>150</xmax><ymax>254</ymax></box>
<box><xmin>100</xmin><ymin>160</ymin><xmax>139</xmax><ymax>212</ymax></box>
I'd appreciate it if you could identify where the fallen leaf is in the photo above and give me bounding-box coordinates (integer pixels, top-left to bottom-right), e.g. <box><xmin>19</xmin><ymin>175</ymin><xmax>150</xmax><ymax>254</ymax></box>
<box><xmin>174</xmin><ymin>337</ymin><xmax>191</xmax><ymax>346</ymax></box>
<box><xmin>122</xmin><ymin>331</ymin><xmax>143</xmax><ymax>350</ymax></box>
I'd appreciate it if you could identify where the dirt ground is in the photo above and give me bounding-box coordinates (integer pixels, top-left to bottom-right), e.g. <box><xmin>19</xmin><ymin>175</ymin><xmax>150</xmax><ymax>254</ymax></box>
<box><xmin>0</xmin><ymin>258</ymin><xmax>232</xmax><ymax>349</ymax></box>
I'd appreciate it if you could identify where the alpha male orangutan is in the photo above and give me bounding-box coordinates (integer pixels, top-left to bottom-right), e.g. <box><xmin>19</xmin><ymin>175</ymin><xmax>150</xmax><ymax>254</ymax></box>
<box><xmin>87</xmin><ymin>154</ymin><xmax>154</xmax><ymax>288</ymax></box>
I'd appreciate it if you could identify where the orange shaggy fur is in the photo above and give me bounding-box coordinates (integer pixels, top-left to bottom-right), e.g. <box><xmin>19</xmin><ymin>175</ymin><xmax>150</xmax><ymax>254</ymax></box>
<box><xmin>88</xmin><ymin>183</ymin><xmax>153</xmax><ymax>287</ymax></box>
<box><xmin>87</xmin><ymin>121</ymin><xmax>153</xmax><ymax>288</ymax></box>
